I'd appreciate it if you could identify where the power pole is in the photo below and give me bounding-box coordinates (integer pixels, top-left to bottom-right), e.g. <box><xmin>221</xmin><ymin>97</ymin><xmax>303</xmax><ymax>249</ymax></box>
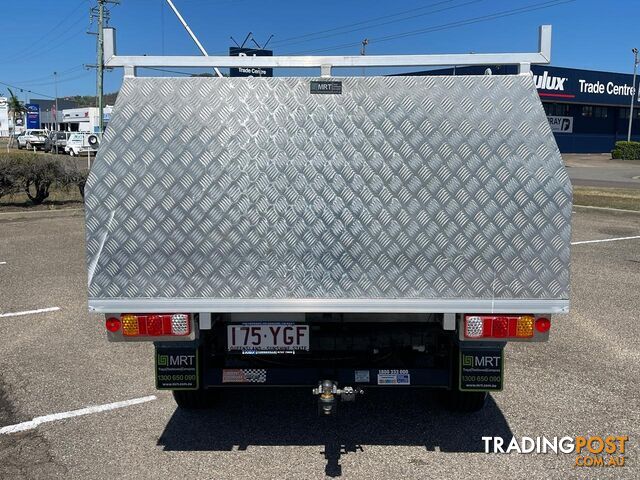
<box><xmin>628</xmin><ymin>48</ymin><xmax>638</xmax><ymax>142</ymax></box>
<box><xmin>360</xmin><ymin>38</ymin><xmax>369</xmax><ymax>56</ymax></box>
<box><xmin>53</xmin><ymin>71</ymin><xmax>59</xmax><ymax>132</ymax></box>
<box><xmin>90</xmin><ymin>0</ymin><xmax>119</xmax><ymax>135</ymax></box>
<box><xmin>360</xmin><ymin>38</ymin><xmax>369</xmax><ymax>77</ymax></box>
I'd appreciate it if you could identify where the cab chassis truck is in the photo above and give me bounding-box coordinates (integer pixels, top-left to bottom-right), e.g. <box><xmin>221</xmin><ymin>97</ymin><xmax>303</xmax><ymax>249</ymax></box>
<box><xmin>86</xmin><ymin>26</ymin><xmax>571</xmax><ymax>414</ymax></box>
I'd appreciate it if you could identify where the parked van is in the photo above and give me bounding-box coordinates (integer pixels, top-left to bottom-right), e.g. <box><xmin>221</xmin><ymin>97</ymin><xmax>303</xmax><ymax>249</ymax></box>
<box><xmin>65</xmin><ymin>133</ymin><xmax>98</xmax><ymax>156</ymax></box>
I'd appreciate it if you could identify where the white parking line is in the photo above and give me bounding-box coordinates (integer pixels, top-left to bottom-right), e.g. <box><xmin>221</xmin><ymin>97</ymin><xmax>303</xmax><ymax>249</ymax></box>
<box><xmin>571</xmin><ymin>235</ymin><xmax>640</xmax><ymax>246</ymax></box>
<box><xmin>0</xmin><ymin>307</ymin><xmax>60</xmax><ymax>318</ymax></box>
<box><xmin>0</xmin><ymin>395</ymin><xmax>157</xmax><ymax>434</ymax></box>
<box><xmin>0</xmin><ymin>262</ymin><xmax>6</xmax><ymax>265</ymax></box>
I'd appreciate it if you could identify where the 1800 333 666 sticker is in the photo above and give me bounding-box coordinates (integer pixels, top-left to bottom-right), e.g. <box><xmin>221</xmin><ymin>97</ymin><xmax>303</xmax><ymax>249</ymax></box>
<box><xmin>377</xmin><ymin>369</ymin><xmax>411</xmax><ymax>385</ymax></box>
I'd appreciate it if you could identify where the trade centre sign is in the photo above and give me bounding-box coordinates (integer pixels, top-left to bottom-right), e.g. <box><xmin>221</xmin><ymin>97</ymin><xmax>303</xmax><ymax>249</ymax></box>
<box><xmin>531</xmin><ymin>65</ymin><xmax>638</xmax><ymax>106</ymax></box>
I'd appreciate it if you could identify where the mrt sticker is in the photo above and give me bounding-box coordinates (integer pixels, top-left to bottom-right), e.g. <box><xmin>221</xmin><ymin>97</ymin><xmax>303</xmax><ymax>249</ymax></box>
<box><xmin>155</xmin><ymin>345</ymin><xmax>199</xmax><ymax>390</ymax></box>
<box><xmin>459</xmin><ymin>348</ymin><xmax>504</xmax><ymax>391</ymax></box>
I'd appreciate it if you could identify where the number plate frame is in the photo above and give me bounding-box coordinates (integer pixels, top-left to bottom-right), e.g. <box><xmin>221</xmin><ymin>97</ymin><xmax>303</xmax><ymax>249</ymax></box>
<box><xmin>227</xmin><ymin>323</ymin><xmax>310</xmax><ymax>352</ymax></box>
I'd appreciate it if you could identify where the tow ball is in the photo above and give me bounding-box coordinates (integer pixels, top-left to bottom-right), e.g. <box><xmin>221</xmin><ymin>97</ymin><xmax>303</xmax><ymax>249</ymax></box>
<box><xmin>312</xmin><ymin>380</ymin><xmax>364</xmax><ymax>415</ymax></box>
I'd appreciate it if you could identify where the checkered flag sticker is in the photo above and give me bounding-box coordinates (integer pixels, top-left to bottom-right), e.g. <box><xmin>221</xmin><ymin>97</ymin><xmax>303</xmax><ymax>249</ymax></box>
<box><xmin>222</xmin><ymin>369</ymin><xmax>267</xmax><ymax>383</ymax></box>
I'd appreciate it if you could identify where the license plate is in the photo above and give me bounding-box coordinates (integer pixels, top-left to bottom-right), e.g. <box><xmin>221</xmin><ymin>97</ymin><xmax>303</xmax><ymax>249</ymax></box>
<box><xmin>227</xmin><ymin>324</ymin><xmax>309</xmax><ymax>351</ymax></box>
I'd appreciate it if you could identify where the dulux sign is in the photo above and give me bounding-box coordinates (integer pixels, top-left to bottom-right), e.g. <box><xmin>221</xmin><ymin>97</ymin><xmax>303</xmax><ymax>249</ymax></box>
<box><xmin>25</xmin><ymin>103</ymin><xmax>40</xmax><ymax>129</ymax></box>
<box><xmin>531</xmin><ymin>66</ymin><xmax>638</xmax><ymax>106</ymax></box>
<box><xmin>423</xmin><ymin>65</ymin><xmax>639</xmax><ymax>107</ymax></box>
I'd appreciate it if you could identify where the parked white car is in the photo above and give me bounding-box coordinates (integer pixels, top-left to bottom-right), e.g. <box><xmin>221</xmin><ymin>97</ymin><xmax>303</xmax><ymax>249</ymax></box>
<box><xmin>16</xmin><ymin>129</ymin><xmax>49</xmax><ymax>150</ymax></box>
<box><xmin>65</xmin><ymin>133</ymin><xmax>99</xmax><ymax>156</ymax></box>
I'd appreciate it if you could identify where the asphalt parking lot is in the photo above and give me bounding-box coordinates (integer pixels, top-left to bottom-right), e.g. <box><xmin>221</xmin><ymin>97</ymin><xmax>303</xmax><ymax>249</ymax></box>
<box><xmin>0</xmin><ymin>207</ymin><xmax>639</xmax><ymax>479</ymax></box>
<box><xmin>564</xmin><ymin>154</ymin><xmax>640</xmax><ymax>189</ymax></box>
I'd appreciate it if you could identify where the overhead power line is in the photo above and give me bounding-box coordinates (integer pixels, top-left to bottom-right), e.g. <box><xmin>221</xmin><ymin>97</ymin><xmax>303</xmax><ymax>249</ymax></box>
<box><xmin>3</xmin><ymin>17</ymin><xmax>91</xmax><ymax>65</ymax></box>
<box><xmin>14</xmin><ymin>66</ymin><xmax>87</xmax><ymax>86</ymax></box>
<box><xmin>273</xmin><ymin>0</ymin><xmax>484</xmax><ymax>51</ymax></box>
<box><xmin>3</xmin><ymin>1</ymin><xmax>90</xmax><ymax>64</ymax></box>
<box><xmin>288</xmin><ymin>0</ymin><xmax>575</xmax><ymax>55</ymax></box>
<box><xmin>0</xmin><ymin>80</ymin><xmax>55</xmax><ymax>100</ymax></box>
<box><xmin>268</xmin><ymin>0</ymin><xmax>464</xmax><ymax>47</ymax></box>
<box><xmin>18</xmin><ymin>71</ymin><xmax>93</xmax><ymax>88</ymax></box>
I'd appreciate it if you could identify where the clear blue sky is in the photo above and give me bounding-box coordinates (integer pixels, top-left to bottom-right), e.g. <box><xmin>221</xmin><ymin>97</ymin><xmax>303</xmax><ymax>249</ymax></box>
<box><xmin>0</xmin><ymin>0</ymin><xmax>637</xmax><ymax>101</ymax></box>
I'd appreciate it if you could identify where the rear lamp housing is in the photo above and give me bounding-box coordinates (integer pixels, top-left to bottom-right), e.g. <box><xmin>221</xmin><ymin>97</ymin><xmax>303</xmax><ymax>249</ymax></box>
<box><xmin>107</xmin><ymin>313</ymin><xmax>192</xmax><ymax>337</ymax></box>
<box><xmin>105</xmin><ymin>317</ymin><xmax>121</xmax><ymax>332</ymax></box>
<box><xmin>535</xmin><ymin>317</ymin><xmax>551</xmax><ymax>333</ymax></box>
<box><xmin>462</xmin><ymin>314</ymin><xmax>548</xmax><ymax>341</ymax></box>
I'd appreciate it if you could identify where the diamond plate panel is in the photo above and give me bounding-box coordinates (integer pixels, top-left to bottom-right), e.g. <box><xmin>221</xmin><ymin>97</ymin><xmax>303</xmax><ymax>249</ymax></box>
<box><xmin>85</xmin><ymin>75</ymin><xmax>571</xmax><ymax>303</ymax></box>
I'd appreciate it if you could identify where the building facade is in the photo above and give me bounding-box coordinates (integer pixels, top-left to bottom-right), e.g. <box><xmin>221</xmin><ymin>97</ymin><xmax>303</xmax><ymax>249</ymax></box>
<box><xmin>0</xmin><ymin>97</ymin><xmax>9</xmax><ymax>137</ymax></box>
<box><xmin>60</xmin><ymin>106</ymin><xmax>112</xmax><ymax>133</ymax></box>
<box><xmin>405</xmin><ymin>65</ymin><xmax>640</xmax><ymax>153</ymax></box>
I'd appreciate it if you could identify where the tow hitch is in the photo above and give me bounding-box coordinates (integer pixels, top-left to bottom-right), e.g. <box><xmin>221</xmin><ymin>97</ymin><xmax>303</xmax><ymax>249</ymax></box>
<box><xmin>312</xmin><ymin>380</ymin><xmax>364</xmax><ymax>415</ymax></box>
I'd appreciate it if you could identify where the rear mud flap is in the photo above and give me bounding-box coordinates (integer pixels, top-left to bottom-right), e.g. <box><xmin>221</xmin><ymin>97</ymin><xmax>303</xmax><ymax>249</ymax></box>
<box><xmin>155</xmin><ymin>343</ymin><xmax>199</xmax><ymax>390</ymax></box>
<box><xmin>459</xmin><ymin>345</ymin><xmax>504</xmax><ymax>392</ymax></box>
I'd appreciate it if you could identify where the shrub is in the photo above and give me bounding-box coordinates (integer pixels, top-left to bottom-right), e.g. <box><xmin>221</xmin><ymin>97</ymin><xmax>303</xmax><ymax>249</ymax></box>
<box><xmin>611</xmin><ymin>141</ymin><xmax>640</xmax><ymax>160</ymax></box>
<box><xmin>0</xmin><ymin>151</ymin><xmax>89</xmax><ymax>206</ymax></box>
<box><xmin>58</xmin><ymin>157</ymin><xmax>89</xmax><ymax>199</ymax></box>
<box><xmin>0</xmin><ymin>157</ymin><xmax>21</xmax><ymax>199</ymax></box>
<box><xmin>19</xmin><ymin>155</ymin><xmax>63</xmax><ymax>204</ymax></box>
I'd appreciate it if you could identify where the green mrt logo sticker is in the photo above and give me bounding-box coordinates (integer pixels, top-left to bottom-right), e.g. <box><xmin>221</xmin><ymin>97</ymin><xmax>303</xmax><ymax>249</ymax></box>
<box><xmin>462</xmin><ymin>355</ymin><xmax>473</xmax><ymax>367</ymax></box>
<box><xmin>157</xmin><ymin>354</ymin><xmax>168</xmax><ymax>366</ymax></box>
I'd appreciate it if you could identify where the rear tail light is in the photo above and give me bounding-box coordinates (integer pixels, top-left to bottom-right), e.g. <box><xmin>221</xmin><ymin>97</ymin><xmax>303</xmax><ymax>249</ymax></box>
<box><xmin>464</xmin><ymin>314</ymin><xmax>543</xmax><ymax>339</ymax></box>
<box><xmin>535</xmin><ymin>317</ymin><xmax>551</xmax><ymax>333</ymax></box>
<box><xmin>121</xmin><ymin>314</ymin><xmax>139</xmax><ymax>336</ymax></box>
<box><xmin>105</xmin><ymin>317</ymin><xmax>121</xmax><ymax>332</ymax></box>
<box><xmin>492</xmin><ymin>317</ymin><xmax>509</xmax><ymax>337</ymax></box>
<box><xmin>464</xmin><ymin>316</ymin><xmax>485</xmax><ymax>338</ymax></box>
<box><xmin>170</xmin><ymin>314</ymin><xmax>189</xmax><ymax>335</ymax></box>
<box><xmin>516</xmin><ymin>315</ymin><xmax>535</xmax><ymax>337</ymax></box>
<box><xmin>114</xmin><ymin>313</ymin><xmax>191</xmax><ymax>337</ymax></box>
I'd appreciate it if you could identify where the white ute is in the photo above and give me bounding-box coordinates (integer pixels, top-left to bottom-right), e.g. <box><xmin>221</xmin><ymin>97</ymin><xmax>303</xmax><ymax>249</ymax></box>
<box><xmin>84</xmin><ymin>26</ymin><xmax>571</xmax><ymax>414</ymax></box>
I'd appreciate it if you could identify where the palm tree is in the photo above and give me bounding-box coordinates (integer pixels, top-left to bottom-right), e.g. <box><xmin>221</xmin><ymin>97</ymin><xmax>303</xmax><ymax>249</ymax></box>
<box><xmin>7</xmin><ymin>88</ymin><xmax>25</xmax><ymax>148</ymax></box>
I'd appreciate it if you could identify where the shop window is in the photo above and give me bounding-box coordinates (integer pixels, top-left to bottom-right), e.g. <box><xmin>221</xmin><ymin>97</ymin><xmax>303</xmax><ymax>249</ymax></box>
<box><xmin>619</xmin><ymin>108</ymin><xmax>640</xmax><ymax>119</ymax></box>
<box><xmin>542</xmin><ymin>103</ymin><xmax>570</xmax><ymax>117</ymax></box>
<box><xmin>581</xmin><ymin>106</ymin><xmax>593</xmax><ymax>118</ymax></box>
<box><xmin>544</xmin><ymin>103</ymin><xmax>571</xmax><ymax>116</ymax></box>
<box><xmin>594</xmin><ymin>106</ymin><xmax>608</xmax><ymax>118</ymax></box>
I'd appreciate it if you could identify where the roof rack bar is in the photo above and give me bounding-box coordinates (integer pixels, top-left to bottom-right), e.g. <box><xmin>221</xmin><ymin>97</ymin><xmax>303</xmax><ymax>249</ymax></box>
<box><xmin>104</xmin><ymin>25</ymin><xmax>551</xmax><ymax>75</ymax></box>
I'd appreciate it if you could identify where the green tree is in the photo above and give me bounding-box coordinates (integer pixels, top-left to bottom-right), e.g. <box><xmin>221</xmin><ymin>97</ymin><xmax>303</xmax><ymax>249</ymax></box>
<box><xmin>7</xmin><ymin>88</ymin><xmax>25</xmax><ymax>148</ymax></box>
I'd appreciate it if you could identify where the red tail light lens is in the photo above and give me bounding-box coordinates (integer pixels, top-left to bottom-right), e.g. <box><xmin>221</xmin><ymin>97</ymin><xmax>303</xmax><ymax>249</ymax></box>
<box><xmin>119</xmin><ymin>314</ymin><xmax>191</xmax><ymax>337</ymax></box>
<box><xmin>146</xmin><ymin>315</ymin><xmax>166</xmax><ymax>336</ymax></box>
<box><xmin>535</xmin><ymin>317</ymin><xmax>551</xmax><ymax>333</ymax></box>
<box><xmin>105</xmin><ymin>317</ymin><xmax>121</xmax><ymax>332</ymax></box>
<box><xmin>492</xmin><ymin>317</ymin><xmax>509</xmax><ymax>337</ymax></box>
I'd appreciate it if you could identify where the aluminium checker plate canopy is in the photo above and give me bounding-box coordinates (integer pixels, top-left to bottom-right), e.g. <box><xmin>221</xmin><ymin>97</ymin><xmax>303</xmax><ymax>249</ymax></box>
<box><xmin>85</xmin><ymin>75</ymin><xmax>571</xmax><ymax>314</ymax></box>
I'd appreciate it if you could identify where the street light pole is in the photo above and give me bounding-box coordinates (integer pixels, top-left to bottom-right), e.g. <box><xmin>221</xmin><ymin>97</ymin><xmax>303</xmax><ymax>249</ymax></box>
<box><xmin>627</xmin><ymin>48</ymin><xmax>638</xmax><ymax>142</ymax></box>
<box><xmin>98</xmin><ymin>0</ymin><xmax>104</xmax><ymax>135</ymax></box>
<box><xmin>54</xmin><ymin>71</ymin><xmax>59</xmax><ymax>132</ymax></box>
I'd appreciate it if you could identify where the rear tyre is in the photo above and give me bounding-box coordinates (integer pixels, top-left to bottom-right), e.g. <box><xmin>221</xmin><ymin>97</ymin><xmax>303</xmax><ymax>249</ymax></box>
<box><xmin>69</xmin><ymin>149</ymin><xmax>76</xmax><ymax>157</ymax></box>
<box><xmin>444</xmin><ymin>388</ymin><xmax>487</xmax><ymax>413</ymax></box>
<box><xmin>442</xmin><ymin>343</ymin><xmax>488</xmax><ymax>412</ymax></box>
<box><xmin>172</xmin><ymin>389</ymin><xmax>218</xmax><ymax>409</ymax></box>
